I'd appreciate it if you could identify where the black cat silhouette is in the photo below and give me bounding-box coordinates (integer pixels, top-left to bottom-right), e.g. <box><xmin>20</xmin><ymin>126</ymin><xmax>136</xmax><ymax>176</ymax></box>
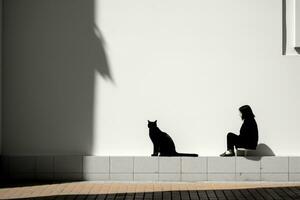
<box><xmin>148</xmin><ymin>120</ymin><xmax>198</xmax><ymax>157</ymax></box>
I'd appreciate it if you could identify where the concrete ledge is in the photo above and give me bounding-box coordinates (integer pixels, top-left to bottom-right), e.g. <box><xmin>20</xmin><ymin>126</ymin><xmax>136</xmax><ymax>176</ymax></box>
<box><xmin>1</xmin><ymin>156</ymin><xmax>300</xmax><ymax>182</ymax></box>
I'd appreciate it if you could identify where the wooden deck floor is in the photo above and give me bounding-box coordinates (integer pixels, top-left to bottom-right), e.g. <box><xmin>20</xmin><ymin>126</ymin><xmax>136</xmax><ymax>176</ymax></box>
<box><xmin>0</xmin><ymin>182</ymin><xmax>300</xmax><ymax>200</ymax></box>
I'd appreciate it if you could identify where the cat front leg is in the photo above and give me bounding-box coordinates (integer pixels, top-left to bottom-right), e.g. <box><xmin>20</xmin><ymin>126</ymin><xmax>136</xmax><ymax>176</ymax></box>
<box><xmin>152</xmin><ymin>145</ymin><xmax>159</xmax><ymax>156</ymax></box>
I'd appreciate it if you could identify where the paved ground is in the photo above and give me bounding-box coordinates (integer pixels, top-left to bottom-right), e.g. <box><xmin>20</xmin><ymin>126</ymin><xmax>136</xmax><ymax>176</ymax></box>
<box><xmin>0</xmin><ymin>182</ymin><xmax>300</xmax><ymax>200</ymax></box>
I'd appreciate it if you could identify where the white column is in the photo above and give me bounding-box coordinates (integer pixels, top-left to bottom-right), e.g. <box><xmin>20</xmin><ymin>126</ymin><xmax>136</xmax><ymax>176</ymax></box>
<box><xmin>0</xmin><ymin>0</ymin><xmax>2</xmax><ymax>155</ymax></box>
<box><xmin>295</xmin><ymin>0</ymin><xmax>300</xmax><ymax>47</ymax></box>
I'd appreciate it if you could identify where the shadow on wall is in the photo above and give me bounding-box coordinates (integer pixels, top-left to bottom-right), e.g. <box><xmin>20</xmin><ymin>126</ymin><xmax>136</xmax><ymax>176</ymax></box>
<box><xmin>245</xmin><ymin>143</ymin><xmax>275</xmax><ymax>161</ymax></box>
<box><xmin>3</xmin><ymin>0</ymin><xmax>112</xmax><ymax>155</ymax></box>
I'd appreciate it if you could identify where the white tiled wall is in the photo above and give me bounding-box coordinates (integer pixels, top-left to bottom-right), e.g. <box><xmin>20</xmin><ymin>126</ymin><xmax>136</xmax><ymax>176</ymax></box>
<box><xmin>289</xmin><ymin>157</ymin><xmax>300</xmax><ymax>173</ymax></box>
<box><xmin>208</xmin><ymin>173</ymin><xmax>236</xmax><ymax>181</ymax></box>
<box><xmin>36</xmin><ymin>156</ymin><xmax>54</xmax><ymax>173</ymax></box>
<box><xmin>54</xmin><ymin>156</ymin><xmax>83</xmax><ymax>173</ymax></box>
<box><xmin>134</xmin><ymin>173</ymin><xmax>159</xmax><ymax>182</ymax></box>
<box><xmin>236</xmin><ymin>157</ymin><xmax>260</xmax><ymax>173</ymax></box>
<box><xmin>2</xmin><ymin>156</ymin><xmax>300</xmax><ymax>182</ymax></box>
<box><xmin>261</xmin><ymin>157</ymin><xmax>289</xmax><ymax>173</ymax></box>
<box><xmin>134</xmin><ymin>157</ymin><xmax>158</xmax><ymax>173</ymax></box>
<box><xmin>54</xmin><ymin>156</ymin><xmax>83</xmax><ymax>180</ymax></box>
<box><xmin>159</xmin><ymin>173</ymin><xmax>181</xmax><ymax>182</ymax></box>
<box><xmin>83</xmin><ymin>156</ymin><xmax>109</xmax><ymax>173</ymax></box>
<box><xmin>181</xmin><ymin>157</ymin><xmax>206</xmax><ymax>173</ymax></box>
<box><xmin>236</xmin><ymin>173</ymin><xmax>260</xmax><ymax>181</ymax></box>
<box><xmin>207</xmin><ymin>157</ymin><xmax>235</xmax><ymax>173</ymax></box>
<box><xmin>289</xmin><ymin>157</ymin><xmax>300</xmax><ymax>181</ymax></box>
<box><xmin>159</xmin><ymin>157</ymin><xmax>181</xmax><ymax>173</ymax></box>
<box><xmin>110</xmin><ymin>157</ymin><xmax>134</xmax><ymax>174</ymax></box>
<box><xmin>36</xmin><ymin>156</ymin><xmax>54</xmax><ymax>180</ymax></box>
<box><xmin>181</xmin><ymin>173</ymin><xmax>207</xmax><ymax>182</ymax></box>
<box><xmin>10</xmin><ymin>156</ymin><xmax>36</xmax><ymax>173</ymax></box>
<box><xmin>261</xmin><ymin>174</ymin><xmax>289</xmax><ymax>182</ymax></box>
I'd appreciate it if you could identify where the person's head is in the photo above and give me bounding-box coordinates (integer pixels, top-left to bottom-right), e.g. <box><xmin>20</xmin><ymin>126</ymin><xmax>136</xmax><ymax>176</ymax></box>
<box><xmin>239</xmin><ymin>105</ymin><xmax>255</xmax><ymax>120</ymax></box>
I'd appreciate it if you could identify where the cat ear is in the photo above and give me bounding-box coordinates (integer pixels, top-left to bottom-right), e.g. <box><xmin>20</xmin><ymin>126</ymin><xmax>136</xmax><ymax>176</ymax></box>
<box><xmin>147</xmin><ymin>120</ymin><xmax>150</xmax><ymax>123</ymax></box>
<box><xmin>154</xmin><ymin>120</ymin><xmax>157</xmax><ymax>123</ymax></box>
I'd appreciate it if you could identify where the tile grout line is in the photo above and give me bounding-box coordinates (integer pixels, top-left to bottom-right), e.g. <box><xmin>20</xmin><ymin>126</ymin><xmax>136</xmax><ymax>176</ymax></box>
<box><xmin>35</xmin><ymin>156</ymin><xmax>37</xmax><ymax>180</ymax></box>
<box><xmin>180</xmin><ymin>157</ymin><xmax>182</xmax><ymax>182</ymax></box>
<box><xmin>52</xmin><ymin>156</ymin><xmax>54</xmax><ymax>180</ymax></box>
<box><xmin>132</xmin><ymin>156</ymin><xmax>134</xmax><ymax>181</ymax></box>
<box><xmin>81</xmin><ymin>155</ymin><xmax>83</xmax><ymax>180</ymax></box>
<box><xmin>8</xmin><ymin>156</ymin><xmax>10</xmax><ymax>178</ymax></box>
<box><xmin>158</xmin><ymin>156</ymin><xmax>160</xmax><ymax>181</ymax></box>
<box><xmin>234</xmin><ymin>156</ymin><xmax>236</xmax><ymax>181</ymax></box>
<box><xmin>53</xmin><ymin>156</ymin><xmax>56</xmax><ymax>180</ymax></box>
<box><xmin>206</xmin><ymin>157</ymin><xmax>208</xmax><ymax>181</ymax></box>
<box><xmin>108</xmin><ymin>156</ymin><xmax>111</xmax><ymax>181</ymax></box>
<box><xmin>288</xmin><ymin>156</ymin><xmax>290</xmax><ymax>182</ymax></box>
<box><xmin>133</xmin><ymin>157</ymin><xmax>134</xmax><ymax>181</ymax></box>
<box><xmin>259</xmin><ymin>158</ymin><xmax>262</xmax><ymax>182</ymax></box>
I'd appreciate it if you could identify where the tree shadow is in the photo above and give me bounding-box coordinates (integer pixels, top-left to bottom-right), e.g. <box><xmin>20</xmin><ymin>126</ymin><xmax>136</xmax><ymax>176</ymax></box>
<box><xmin>3</xmin><ymin>0</ymin><xmax>112</xmax><ymax>155</ymax></box>
<box><xmin>244</xmin><ymin>143</ymin><xmax>275</xmax><ymax>161</ymax></box>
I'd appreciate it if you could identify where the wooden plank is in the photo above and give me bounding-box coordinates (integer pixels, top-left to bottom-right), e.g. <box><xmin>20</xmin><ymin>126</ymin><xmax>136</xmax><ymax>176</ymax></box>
<box><xmin>272</xmin><ymin>188</ymin><xmax>293</xmax><ymax>200</ymax></box>
<box><xmin>181</xmin><ymin>190</ymin><xmax>190</xmax><ymax>200</ymax></box>
<box><xmin>214</xmin><ymin>190</ymin><xmax>226</xmax><ymax>200</ymax></box>
<box><xmin>255</xmin><ymin>188</ymin><xmax>273</xmax><ymax>200</ymax></box>
<box><xmin>96</xmin><ymin>194</ymin><xmax>107</xmax><ymax>200</ymax></box>
<box><xmin>223</xmin><ymin>190</ymin><xmax>236</xmax><ymax>200</ymax></box>
<box><xmin>86</xmin><ymin>195</ymin><xmax>97</xmax><ymax>200</ymax></box>
<box><xmin>106</xmin><ymin>193</ymin><xmax>116</xmax><ymax>200</ymax></box>
<box><xmin>124</xmin><ymin>193</ymin><xmax>135</xmax><ymax>200</ymax></box>
<box><xmin>115</xmin><ymin>193</ymin><xmax>126</xmax><ymax>200</ymax></box>
<box><xmin>239</xmin><ymin>189</ymin><xmax>255</xmax><ymax>200</ymax></box>
<box><xmin>197</xmin><ymin>190</ymin><xmax>208</xmax><ymax>200</ymax></box>
<box><xmin>288</xmin><ymin>187</ymin><xmax>300</xmax><ymax>197</ymax></box>
<box><xmin>162</xmin><ymin>191</ymin><xmax>171</xmax><ymax>200</ymax></box>
<box><xmin>153</xmin><ymin>191</ymin><xmax>162</xmax><ymax>200</ymax></box>
<box><xmin>282</xmin><ymin>187</ymin><xmax>296</xmax><ymax>198</ymax></box>
<box><xmin>135</xmin><ymin>192</ymin><xmax>144</xmax><ymax>200</ymax></box>
<box><xmin>144</xmin><ymin>192</ymin><xmax>153</xmax><ymax>200</ymax></box>
<box><xmin>64</xmin><ymin>195</ymin><xmax>78</xmax><ymax>200</ymax></box>
<box><xmin>206</xmin><ymin>190</ymin><xmax>217</xmax><ymax>199</ymax></box>
<box><xmin>246</xmin><ymin>189</ymin><xmax>264</xmax><ymax>200</ymax></box>
<box><xmin>231</xmin><ymin>190</ymin><xmax>246</xmax><ymax>200</ymax></box>
<box><xmin>56</xmin><ymin>196</ymin><xmax>67</xmax><ymax>200</ymax></box>
<box><xmin>265</xmin><ymin>188</ymin><xmax>283</xmax><ymax>200</ymax></box>
<box><xmin>171</xmin><ymin>191</ymin><xmax>181</xmax><ymax>200</ymax></box>
<box><xmin>75</xmin><ymin>195</ymin><xmax>88</xmax><ymax>200</ymax></box>
<box><xmin>189</xmin><ymin>191</ymin><xmax>199</xmax><ymax>200</ymax></box>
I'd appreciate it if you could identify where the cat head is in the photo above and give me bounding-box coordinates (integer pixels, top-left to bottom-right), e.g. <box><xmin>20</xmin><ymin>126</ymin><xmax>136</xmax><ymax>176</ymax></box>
<box><xmin>147</xmin><ymin>120</ymin><xmax>157</xmax><ymax>128</ymax></box>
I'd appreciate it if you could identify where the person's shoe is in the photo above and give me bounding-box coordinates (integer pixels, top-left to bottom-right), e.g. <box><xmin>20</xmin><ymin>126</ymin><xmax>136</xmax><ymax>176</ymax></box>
<box><xmin>220</xmin><ymin>150</ymin><xmax>235</xmax><ymax>157</ymax></box>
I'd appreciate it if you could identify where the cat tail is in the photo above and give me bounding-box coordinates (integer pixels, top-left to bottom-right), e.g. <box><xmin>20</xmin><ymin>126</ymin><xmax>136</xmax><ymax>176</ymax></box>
<box><xmin>176</xmin><ymin>152</ymin><xmax>198</xmax><ymax>157</ymax></box>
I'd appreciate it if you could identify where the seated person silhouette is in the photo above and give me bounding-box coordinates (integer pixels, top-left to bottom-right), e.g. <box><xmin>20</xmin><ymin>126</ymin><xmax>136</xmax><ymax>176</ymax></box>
<box><xmin>220</xmin><ymin>105</ymin><xmax>258</xmax><ymax>157</ymax></box>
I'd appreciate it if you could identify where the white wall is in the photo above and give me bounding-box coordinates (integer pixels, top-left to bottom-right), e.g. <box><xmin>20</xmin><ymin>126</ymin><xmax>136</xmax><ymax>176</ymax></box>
<box><xmin>3</xmin><ymin>0</ymin><xmax>300</xmax><ymax>156</ymax></box>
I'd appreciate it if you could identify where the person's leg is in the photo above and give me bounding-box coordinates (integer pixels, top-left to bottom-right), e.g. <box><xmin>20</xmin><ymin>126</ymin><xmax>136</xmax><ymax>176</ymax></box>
<box><xmin>227</xmin><ymin>132</ymin><xmax>238</xmax><ymax>151</ymax></box>
<box><xmin>220</xmin><ymin>132</ymin><xmax>238</xmax><ymax>156</ymax></box>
